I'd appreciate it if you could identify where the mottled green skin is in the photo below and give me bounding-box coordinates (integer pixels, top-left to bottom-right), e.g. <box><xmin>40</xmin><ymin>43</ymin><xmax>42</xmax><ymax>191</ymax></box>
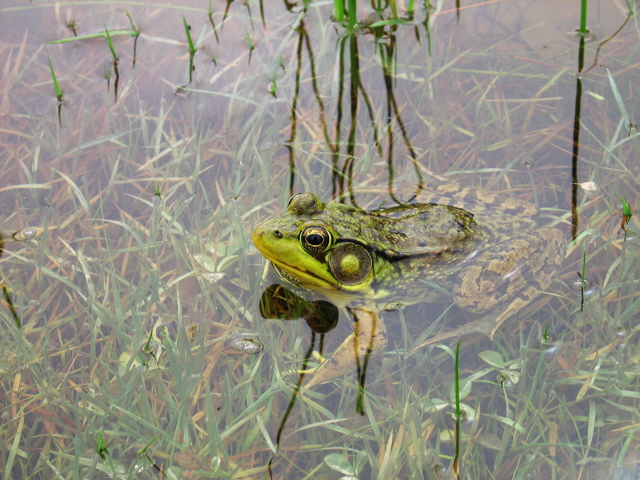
<box><xmin>255</xmin><ymin>198</ymin><xmax>474</xmax><ymax>298</ymax></box>
<box><xmin>252</xmin><ymin>184</ymin><xmax>564</xmax><ymax>317</ymax></box>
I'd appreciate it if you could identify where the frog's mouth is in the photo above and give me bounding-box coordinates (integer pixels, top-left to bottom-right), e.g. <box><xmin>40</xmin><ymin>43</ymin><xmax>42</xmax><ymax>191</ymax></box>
<box><xmin>262</xmin><ymin>254</ymin><xmax>337</xmax><ymax>291</ymax></box>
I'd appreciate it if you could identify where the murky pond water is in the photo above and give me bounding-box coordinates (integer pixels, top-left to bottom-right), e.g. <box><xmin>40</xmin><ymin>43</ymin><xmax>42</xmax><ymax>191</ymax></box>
<box><xmin>0</xmin><ymin>0</ymin><xmax>638</xmax><ymax>478</ymax></box>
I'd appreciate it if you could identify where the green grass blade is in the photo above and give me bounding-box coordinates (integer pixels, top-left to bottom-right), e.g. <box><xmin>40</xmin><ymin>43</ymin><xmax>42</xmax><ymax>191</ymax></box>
<box><xmin>125</xmin><ymin>11</ymin><xmax>140</xmax><ymax>36</ymax></box>
<box><xmin>104</xmin><ymin>26</ymin><xmax>119</xmax><ymax>60</ymax></box>
<box><xmin>47</xmin><ymin>55</ymin><xmax>63</xmax><ymax>102</ymax></box>
<box><xmin>46</xmin><ymin>30</ymin><xmax>137</xmax><ymax>44</ymax></box>
<box><xmin>454</xmin><ymin>339</ymin><xmax>462</xmax><ymax>475</ymax></box>
<box><xmin>183</xmin><ymin>16</ymin><xmax>196</xmax><ymax>54</ymax></box>
<box><xmin>334</xmin><ymin>0</ymin><xmax>345</xmax><ymax>22</ymax></box>
<box><xmin>579</xmin><ymin>0</ymin><xmax>588</xmax><ymax>34</ymax></box>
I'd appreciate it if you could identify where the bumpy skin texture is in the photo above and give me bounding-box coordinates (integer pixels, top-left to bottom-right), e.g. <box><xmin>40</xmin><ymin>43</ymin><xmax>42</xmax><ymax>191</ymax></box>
<box><xmin>252</xmin><ymin>178</ymin><xmax>565</xmax><ymax>385</ymax></box>
<box><xmin>254</xmin><ymin>196</ymin><xmax>481</xmax><ymax>299</ymax></box>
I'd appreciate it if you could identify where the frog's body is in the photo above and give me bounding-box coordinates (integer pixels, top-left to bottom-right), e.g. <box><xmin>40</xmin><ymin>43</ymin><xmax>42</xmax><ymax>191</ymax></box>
<box><xmin>252</xmin><ymin>179</ymin><xmax>565</xmax><ymax>386</ymax></box>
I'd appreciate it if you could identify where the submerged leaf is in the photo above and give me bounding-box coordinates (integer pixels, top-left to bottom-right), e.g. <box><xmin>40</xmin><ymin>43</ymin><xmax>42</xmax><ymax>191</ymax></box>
<box><xmin>324</xmin><ymin>453</ymin><xmax>356</xmax><ymax>475</ymax></box>
<box><xmin>479</xmin><ymin>350</ymin><xmax>505</xmax><ymax>368</ymax></box>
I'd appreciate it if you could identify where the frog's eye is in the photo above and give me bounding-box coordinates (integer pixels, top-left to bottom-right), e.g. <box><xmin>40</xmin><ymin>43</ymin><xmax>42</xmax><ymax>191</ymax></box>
<box><xmin>287</xmin><ymin>194</ymin><xmax>301</xmax><ymax>208</ymax></box>
<box><xmin>288</xmin><ymin>193</ymin><xmax>324</xmax><ymax>215</ymax></box>
<box><xmin>300</xmin><ymin>226</ymin><xmax>331</xmax><ymax>253</ymax></box>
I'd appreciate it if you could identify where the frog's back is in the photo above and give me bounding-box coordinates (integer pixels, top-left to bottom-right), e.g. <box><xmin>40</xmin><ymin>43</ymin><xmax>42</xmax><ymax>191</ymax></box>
<box><xmin>391</xmin><ymin>179</ymin><xmax>540</xmax><ymax>241</ymax></box>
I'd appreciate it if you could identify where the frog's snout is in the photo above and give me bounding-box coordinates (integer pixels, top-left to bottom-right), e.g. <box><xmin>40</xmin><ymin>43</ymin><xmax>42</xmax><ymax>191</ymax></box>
<box><xmin>251</xmin><ymin>225</ymin><xmax>266</xmax><ymax>247</ymax></box>
<box><xmin>252</xmin><ymin>224</ymin><xmax>283</xmax><ymax>254</ymax></box>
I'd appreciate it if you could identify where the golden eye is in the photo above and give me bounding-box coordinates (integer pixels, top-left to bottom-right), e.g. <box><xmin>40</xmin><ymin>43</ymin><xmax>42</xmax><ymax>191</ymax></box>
<box><xmin>300</xmin><ymin>226</ymin><xmax>331</xmax><ymax>253</ymax></box>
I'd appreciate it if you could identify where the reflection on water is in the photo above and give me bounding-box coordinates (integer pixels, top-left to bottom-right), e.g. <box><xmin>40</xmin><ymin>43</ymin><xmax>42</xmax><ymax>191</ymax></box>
<box><xmin>0</xmin><ymin>0</ymin><xmax>638</xmax><ymax>478</ymax></box>
<box><xmin>285</xmin><ymin>8</ymin><xmax>423</xmax><ymax>204</ymax></box>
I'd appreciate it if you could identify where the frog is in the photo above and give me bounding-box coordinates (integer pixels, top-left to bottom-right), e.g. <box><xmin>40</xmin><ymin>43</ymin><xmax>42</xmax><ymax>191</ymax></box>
<box><xmin>252</xmin><ymin>175</ymin><xmax>565</xmax><ymax>387</ymax></box>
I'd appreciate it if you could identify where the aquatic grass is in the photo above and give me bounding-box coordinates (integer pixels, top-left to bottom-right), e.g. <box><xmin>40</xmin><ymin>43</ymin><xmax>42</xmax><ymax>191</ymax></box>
<box><xmin>45</xmin><ymin>29</ymin><xmax>138</xmax><ymax>45</ymax></box>
<box><xmin>46</xmin><ymin>55</ymin><xmax>63</xmax><ymax>103</ymax></box>
<box><xmin>125</xmin><ymin>11</ymin><xmax>141</xmax><ymax>65</ymax></box>
<box><xmin>0</xmin><ymin>86</ymin><xmax>269</xmax><ymax>477</ymax></box>
<box><xmin>579</xmin><ymin>0</ymin><xmax>589</xmax><ymax>35</ymax></box>
<box><xmin>104</xmin><ymin>26</ymin><xmax>119</xmax><ymax>61</ymax></box>
<box><xmin>180</xmin><ymin>16</ymin><xmax>197</xmax><ymax>88</ymax></box>
<box><xmin>245</xmin><ymin>29</ymin><xmax>256</xmax><ymax>63</ymax></box>
<box><xmin>65</xmin><ymin>19</ymin><xmax>79</xmax><ymax>36</ymax></box>
<box><xmin>620</xmin><ymin>194</ymin><xmax>632</xmax><ymax>232</ymax></box>
<box><xmin>183</xmin><ymin>16</ymin><xmax>196</xmax><ymax>56</ymax></box>
<box><xmin>580</xmin><ymin>248</ymin><xmax>587</xmax><ymax>311</ymax></box>
<box><xmin>453</xmin><ymin>339</ymin><xmax>462</xmax><ymax>476</ymax></box>
<box><xmin>125</xmin><ymin>10</ymin><xmax>140</xmax><ymax>37</ymax></box>
<box><xmin>207</xmin><ymin>0</ymin><xmax>220</xmax><ymax>43</ymax></box>
<box><xmin>46</xmin><ymin>54</ymin><xmax>64</xmax><ymax>125</ymax></box>
<box><xmin>102</xmin><ymin>25</ymin><xmax>122</xmax><ymax>100</ymax></box>
<box><xmin>102</xmin><ymin>64</ymin><xmax>112</xmax><ymax>92</ymax></box>
<box><xmin>333</xmin><ymin>0</ymin><xmax>344</xmax><ymax>24</ymax></box>
<box><xmin>46</xmin><ymin>13</ymin><xmax>140</xmax><ymax>87</ymax></box>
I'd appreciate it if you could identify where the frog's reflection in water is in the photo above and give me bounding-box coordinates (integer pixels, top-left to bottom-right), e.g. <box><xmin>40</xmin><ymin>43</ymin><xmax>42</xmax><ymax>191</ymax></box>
<box><xmin>259</xmin><ymin>283</ymin><xmax>376</xmax><ymax>475</ymax></box>
<box><xmin>259</xmin><ymin>282</ymin><xmax>378</xmax><ymax>398</ymax></box>
<box><xmin>259</xmin><ymin>283</ymin><xmax>340</xmax><ymax>355</ymax></box>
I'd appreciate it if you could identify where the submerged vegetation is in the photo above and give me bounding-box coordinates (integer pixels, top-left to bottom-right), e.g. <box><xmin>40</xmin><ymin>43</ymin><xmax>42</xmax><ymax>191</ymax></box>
<box><xmin>0</xmin><ymin>0</ymin><xmax>638</xmax><ymax>478</ymax></box>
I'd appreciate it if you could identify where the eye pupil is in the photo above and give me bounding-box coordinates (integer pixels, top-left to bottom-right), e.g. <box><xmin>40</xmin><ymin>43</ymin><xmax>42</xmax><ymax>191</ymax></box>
<box><xmin>307</xmin><ymin>234</ymin><xmax>323</xmax><ymax>246</ymax></box>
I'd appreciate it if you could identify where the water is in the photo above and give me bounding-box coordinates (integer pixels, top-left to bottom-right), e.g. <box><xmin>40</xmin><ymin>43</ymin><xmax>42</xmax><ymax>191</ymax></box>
<box><xmin>0</xmin><ymin>1</ymin><xmax>638</xmax><ymax>478</ymax></box>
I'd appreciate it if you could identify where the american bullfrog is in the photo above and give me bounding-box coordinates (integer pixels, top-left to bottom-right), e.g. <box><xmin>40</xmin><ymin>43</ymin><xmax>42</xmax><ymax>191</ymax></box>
<box><xmin>252</xmin><ymin>178</ymin><xmax>565</xmax><ymax>386</ymax></box>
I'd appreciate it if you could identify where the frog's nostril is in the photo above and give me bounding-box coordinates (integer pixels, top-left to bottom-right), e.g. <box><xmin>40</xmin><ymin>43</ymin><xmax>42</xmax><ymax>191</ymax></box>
<box><xmin>274</xmin><ymin>230</ymin><xmax>282</xmax><ymax>239</ymax></box>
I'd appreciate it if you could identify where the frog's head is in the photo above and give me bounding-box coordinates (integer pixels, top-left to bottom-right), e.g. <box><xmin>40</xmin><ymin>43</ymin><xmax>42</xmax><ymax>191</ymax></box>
<box><xmin>252</xmin><ymin>193</ymin><xmax>375</xmax><ymax>295</ymax></box>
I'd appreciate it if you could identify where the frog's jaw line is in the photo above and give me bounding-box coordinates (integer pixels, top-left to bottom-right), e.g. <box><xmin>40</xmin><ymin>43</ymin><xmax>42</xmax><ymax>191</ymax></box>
<box><xmin>270</xmin><ymin>257</ymin><xmax>376</xmax><ymax>298</ymax></box>
<box><xmin>259</xmin><ymin>252</ymin><xmax>337</xmax><ymax>290</ymax></box>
